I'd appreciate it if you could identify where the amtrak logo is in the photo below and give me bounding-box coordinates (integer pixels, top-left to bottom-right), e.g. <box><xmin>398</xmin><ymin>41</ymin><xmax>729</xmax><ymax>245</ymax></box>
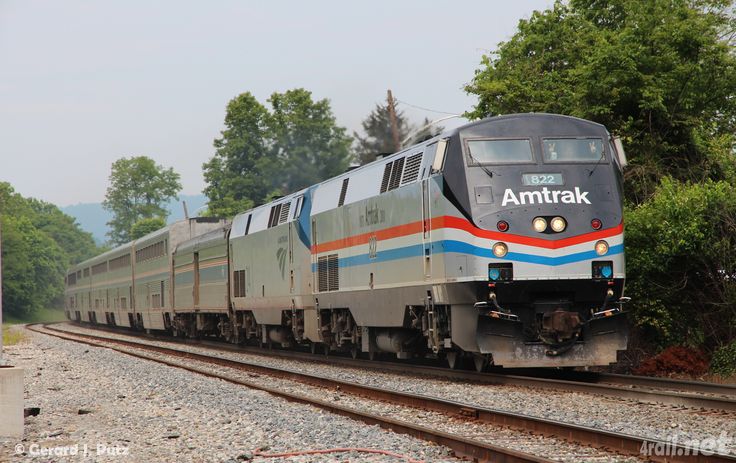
<box><xmin>502</xmin><ymin>187</ymin><xmax>591</xmax><ymax>206</ymax></box>
<box><xmin>276</xmin><ymin>248</ymin><xmax>287</xmax><ymax>279</ymax></box>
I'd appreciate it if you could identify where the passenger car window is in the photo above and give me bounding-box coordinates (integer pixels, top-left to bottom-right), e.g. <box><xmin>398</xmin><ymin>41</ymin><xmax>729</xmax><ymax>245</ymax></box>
<box><xmin>543</xmin><ymin>138</ymin><xmax>605</xmax><ymax>162</ymax></box>
<box><xmin>466</xmin><ymin>139</ymin><xmax>534</xmax><ymax>164</ymax></box>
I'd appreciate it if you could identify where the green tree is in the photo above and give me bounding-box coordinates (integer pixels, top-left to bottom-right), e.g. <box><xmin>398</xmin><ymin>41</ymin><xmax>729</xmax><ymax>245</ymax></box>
<box><xmin>103</xmin><ymin>156</ymin><xmax>182</xmax><ymax>245</ymax></box>
<box><xmin>2</xmin><ymin>215</ymin><xmax>66</xmax><ymax>317</ymax></box>
<box><xmin>130</xmin><ymin>217</ymin><xmax>166</xmax><ymax>240</ymax></box>
<box><xmin>26</xmin><ymin>199</ymin><xmax>98</xmax><ymax>264</ymax></box>
<box><xmin>203</xmin><ymin>89</ymin><xmax>353</xmax><ymax>217</ymax></box>
<box><xmin>466</xmin><ymin>0</ymin><xmax>736</xmax><ymax>204</ymax></box>
<box><xmin>203</xmin><ymin>92</ymin><xmax>272</xmax><ymax>218</ymax></box>
<box><xmin>353</xmin><ymin>103</ymin><xmax>412</xmax><ymax>165</ymax></box>
<box><xmin>269</xmin><ymin>89</ymin><xmax>353</xmax><ymax>193</ymax></box>
<box><xmin>0</xmin><ymin>182</ymin><xmax>97</xmax><ymax>318</ymax></box>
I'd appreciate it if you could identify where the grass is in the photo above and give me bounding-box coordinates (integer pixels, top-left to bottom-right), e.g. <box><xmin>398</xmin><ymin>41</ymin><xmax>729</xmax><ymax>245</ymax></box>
<box><xmin>2</xmin><ymin>307</ymin><xmax>66</xmax><ymax>348</ymax></box>
<box><xmin>2</xmin><ymin>326</ymin><xmax>27</xmax><ymax>346</ymax></box>
<box><xmin>3</xmin><ymin>307</ymin><xmax>68</xmax><ymax>325</ymax></box>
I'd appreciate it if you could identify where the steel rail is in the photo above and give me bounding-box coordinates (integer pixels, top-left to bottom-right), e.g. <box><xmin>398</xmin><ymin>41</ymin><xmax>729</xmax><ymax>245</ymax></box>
<box><xmin>29</xmin><ymin>324</ymin><xmax>553</xmax><ymax>463</ymax></box>
<box><xmin>498</xmin><ymin>368</ymin><xmax>736</xmax><ymax>397</ymax></box>
<box><xmin>55</xmin><ymin>322</ymin><xmax>736</xmax><ymax>412</ymax></box>
<box><xmin>33</xmin><ymin>323</ymin><xmax>736</xmax><ymax>463</ymax></box>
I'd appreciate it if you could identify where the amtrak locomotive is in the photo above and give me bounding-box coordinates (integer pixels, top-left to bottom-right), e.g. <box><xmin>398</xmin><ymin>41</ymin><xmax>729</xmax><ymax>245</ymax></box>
<box><xmin>65</xmin><ymin>113</ymin><xmax>629</xmax><ymax>369</ymax></box>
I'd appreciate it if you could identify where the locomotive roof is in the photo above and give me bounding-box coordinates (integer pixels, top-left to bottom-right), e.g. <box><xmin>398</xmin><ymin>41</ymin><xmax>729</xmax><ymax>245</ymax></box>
<box><xmin>230</xmin><ymin>113</ymin><xmax>611</xmax><ymax>237</ymax></box>
<box><xmin>457</xmin><ymin>113</ymin><xmax>608</xmax><ymax>139</ymax></box>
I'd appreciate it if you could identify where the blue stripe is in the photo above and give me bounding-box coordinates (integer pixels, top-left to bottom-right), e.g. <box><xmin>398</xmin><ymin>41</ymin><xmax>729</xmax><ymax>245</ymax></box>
<box><xmin>296</xmin><ymin>186</ymin><xmax>316</xmax><ymax>249</ymax></box>
<box><xmin>312</xmin><ymin>240</ymin><xmax>623</xmax><ymax>270</ymax></box>
<box><xmin>441</xmin><ymin>240</ymin><xmax>623</xmax><ymax>266</ymax></box>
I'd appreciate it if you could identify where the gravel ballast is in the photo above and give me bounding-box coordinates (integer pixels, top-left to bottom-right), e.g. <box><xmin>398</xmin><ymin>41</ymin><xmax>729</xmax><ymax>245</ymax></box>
<box><xmin>0</xmin><ymin>330</ymin><xmax>462</xmax><ymax>463</ymax></box>
<box><xmin>52</xmin><ymin>322</ymin><xmax>736</xmax><ymax>453</ymax></box>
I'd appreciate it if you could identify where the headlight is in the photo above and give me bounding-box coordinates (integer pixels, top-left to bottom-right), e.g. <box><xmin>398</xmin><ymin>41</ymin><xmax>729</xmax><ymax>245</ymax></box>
<box><xmin>532</xmin><ymin>217</ymin><xmax>547</xmax><ymax>233</ymax></box>
<box><xmin>595</xmin><ymin>240</ymin><xmax>609</xmax><ymax>256</ymax></box>
<box><xmin>550</xmin><ymin>216</ymin><xmax>566</xmax><ymax>233</ymax></box>
<box><xmin>492</xmin><ymin>242</ymin><xmax>508</xmax><ymax>258</ymax></box>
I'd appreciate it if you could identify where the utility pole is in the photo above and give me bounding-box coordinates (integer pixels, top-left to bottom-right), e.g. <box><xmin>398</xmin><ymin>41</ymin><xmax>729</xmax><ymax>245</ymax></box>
<box><xmin>387</xmin><ymin>89</ymin><xmax>401</xmax><ymax>153</ymax></box>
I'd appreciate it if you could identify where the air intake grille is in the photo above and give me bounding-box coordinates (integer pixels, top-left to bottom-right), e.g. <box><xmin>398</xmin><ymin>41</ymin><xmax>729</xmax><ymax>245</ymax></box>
<box><xmin>268</xmin><ymin>204</ymin><xmax>281</xmax><ymax>228</ymax></box>
<box><xmin>233</xmin><ymin>270</ymin><xmax>246</xmax><ymax>297</ymax></box>
<box><xmin>380</xmin><ymin>163</ymin><xmax>392</xmax><ymax>193</ymax></box>
<box><xmin>317</xmin><ymin>253</ymin><xmax>339</xmax><ymax>292</ymax></box>
<box><xmin>401</xmin><ymin>153</ymin><xmax>423</xmax><ymax>185</ymax></box>
<box><xmin>318</xmin><ymin>256</ymin><xmax>328</xmax><ymax>292</ymax></box>
<box><xmin>327</xmin><ymin>254</ymin><xmax>339</xmax><ymax>291</ymax></box>
<box><xmin>388</xmin><ymin>157</ymin><xmax>404</xmax><ymax>191</ymax></box>
<box><xmin>279</xmin><ymin>202</ymin><xmax>291</xmax><ymax>224</ymax></box>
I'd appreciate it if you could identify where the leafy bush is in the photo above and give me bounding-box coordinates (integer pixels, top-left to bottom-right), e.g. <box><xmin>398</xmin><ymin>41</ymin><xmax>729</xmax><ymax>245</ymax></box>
<box><xmin>710</xmin><ymin>341</ymin><xmax>736</xmax><ymax>377</ymax></box>
<box><xmin>625</xmin><ymin>178</ymin><xmax>736</xmax><ymax>349</ymax></box>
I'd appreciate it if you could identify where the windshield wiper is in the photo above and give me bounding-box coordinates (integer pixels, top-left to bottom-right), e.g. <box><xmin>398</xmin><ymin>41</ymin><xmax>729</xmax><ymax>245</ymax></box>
<box><xmin>467</xmin><ymin>151</ymin><xmax>498</xmax><ymax>179</ymax></box>
<box><xmin>588</xmin><ymin>151</ymin><xmax>606</xmax><ymax>177</ymax></box>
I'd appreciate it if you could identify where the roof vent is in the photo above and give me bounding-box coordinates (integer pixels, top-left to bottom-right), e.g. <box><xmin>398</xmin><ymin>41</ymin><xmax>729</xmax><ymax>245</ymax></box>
<box><xmin>401</xmin><ymin>152</ymin><xmax>423</xmax><ymax>185</ymax></box>
<box><xmin>388</xmin><ymin>157</ymin><xmax>404</xmax><ymax>191</ymax></box>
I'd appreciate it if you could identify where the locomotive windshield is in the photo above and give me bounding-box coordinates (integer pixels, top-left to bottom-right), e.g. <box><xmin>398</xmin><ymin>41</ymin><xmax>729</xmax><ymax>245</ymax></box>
<box><xmin>466</xmin><ymin>139</ymin><xmax>533</xmax><ymax>164</ymax></box>
<box><xmin>542</xmin><ymin>138</ymin><xmax>605</xmax><ymax>163</ymax></box>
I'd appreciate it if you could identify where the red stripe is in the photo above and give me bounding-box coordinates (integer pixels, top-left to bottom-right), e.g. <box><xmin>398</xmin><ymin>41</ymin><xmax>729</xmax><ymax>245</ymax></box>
<box><xmin>437</xmin><ymin>216</ymin><xmax>624</xmax><ymax>249</ymax></box>
<box><xmin>312</xmin><ymin>221</ymin><xmax>423</xmax><ymax>254</ymax></box>
<box><xmin>312</xmin><ymin>216</ymin><xmax>623</xmax><ymax>253</ymax></box>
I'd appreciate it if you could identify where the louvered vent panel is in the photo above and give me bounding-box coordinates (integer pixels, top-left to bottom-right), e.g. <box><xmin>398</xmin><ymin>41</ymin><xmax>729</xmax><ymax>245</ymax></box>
<box><xmin>268</xmin><ymin>204</ymin><xmax>282</xmax><ymax>228</ymax></box>
<box><xmin>317</xmin><ymin>256</ymin><xmax>329</xmax><ymax>292</ymax></box>
<box><xmin>327</xmin><ymin>254</ymin><xmax>339</xmax><ymax>291</ymax></box>
<box><xmin>388</xmin><ymin>157</ymin><xmax>404</xmax><ymax>191</ymax></box>
<box><xmin>380</xmin><ymin>163</ymin><xmax>392</xmax><ymax>193</ymax></box>
<box><xmin>279</xmin><ymin>202</ymin><xmax>291</xmax><ymax>224</ymax></box>
<box><xmin>233</xmin><ymin>271</ymin><xmax>240</xmax><ymax>297</ymax></box>
<box><xmin>233</xmin><ymin>270</ymin><xmax>246</xmax><ymax>297</ymax></box>
<box><xmin>401</xmin><ymin>153</ymin><xmax>423</xmax><ymax>185</ymax></box>
<box><xmin>338</xmin><ymin>178</ymin><xmax>349</xmax><ymax>207</ymax></box>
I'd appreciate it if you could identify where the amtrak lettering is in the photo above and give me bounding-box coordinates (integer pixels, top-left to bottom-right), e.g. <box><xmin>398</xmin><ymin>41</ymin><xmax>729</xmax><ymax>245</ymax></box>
<box><xmin>501</xmin><ymin>187</ymin><xmax>591</xmax><ymax>206</ymax></box>
<box><xmin>360</xmin><ymin>203</ymin><xmax>386</xmax><ymax>227</ymax></box>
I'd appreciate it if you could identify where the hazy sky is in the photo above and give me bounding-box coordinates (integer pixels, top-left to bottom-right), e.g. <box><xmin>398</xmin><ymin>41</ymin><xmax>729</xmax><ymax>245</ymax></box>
<box><xmin>0</xmin><ymin>0</ymin><xmax>553</xmax><ymax>207</ymax></box>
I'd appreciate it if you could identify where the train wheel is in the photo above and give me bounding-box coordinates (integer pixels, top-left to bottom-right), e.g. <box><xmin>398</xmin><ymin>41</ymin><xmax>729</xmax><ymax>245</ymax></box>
<box><xmin>323</xmin><ymin>343</ymin><xmax>330</xmax><ymax>357</ymax></box>
<box><xmin>446</xmin><ymin>352</ymin><xmax>459</xmax><ymax>370</ymax></box>
<box><xmin>368</xmin><ymin>350</ymin><xmax>377</xmax><ymax>361</ymax></box>
<box><xmin>310</xmin><ymin>342</ymin><xmax>317</xmax><ymax>355</ymax></box>
<box><xmin>350</xmin><ymin>346</ymin><xmax>359</xmax><ymax>359</ymax></box>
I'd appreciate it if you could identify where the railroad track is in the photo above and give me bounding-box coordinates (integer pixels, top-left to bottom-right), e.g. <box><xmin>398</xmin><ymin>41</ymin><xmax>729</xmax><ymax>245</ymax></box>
<box><xmin>503</xmin><ymin>368</ymin><xmax>736</xmax><ymax>400</ymax></box>
<box><xmin>29</xmin><ymin>323</ymin><xmax>736</xmax><ymax>463</ymax></box>
<box><xmin>74</xmin><ymin>322</ymin><xmax>736</xmax><ymax>413</ymax></box>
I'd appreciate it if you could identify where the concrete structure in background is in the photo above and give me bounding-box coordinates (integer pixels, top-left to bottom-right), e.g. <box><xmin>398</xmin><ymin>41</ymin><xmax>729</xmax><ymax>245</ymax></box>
<box><xmin>0</xmin><ymin>222</ymin><xmax>25</xmax><ymax>439</ymax></box>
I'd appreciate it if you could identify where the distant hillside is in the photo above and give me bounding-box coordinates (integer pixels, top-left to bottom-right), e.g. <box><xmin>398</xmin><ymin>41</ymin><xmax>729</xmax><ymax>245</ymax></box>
<box><xmin>61</xmin><ymin>194</ymin><xmax>209</xmax><ymax>245</ymax></box>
